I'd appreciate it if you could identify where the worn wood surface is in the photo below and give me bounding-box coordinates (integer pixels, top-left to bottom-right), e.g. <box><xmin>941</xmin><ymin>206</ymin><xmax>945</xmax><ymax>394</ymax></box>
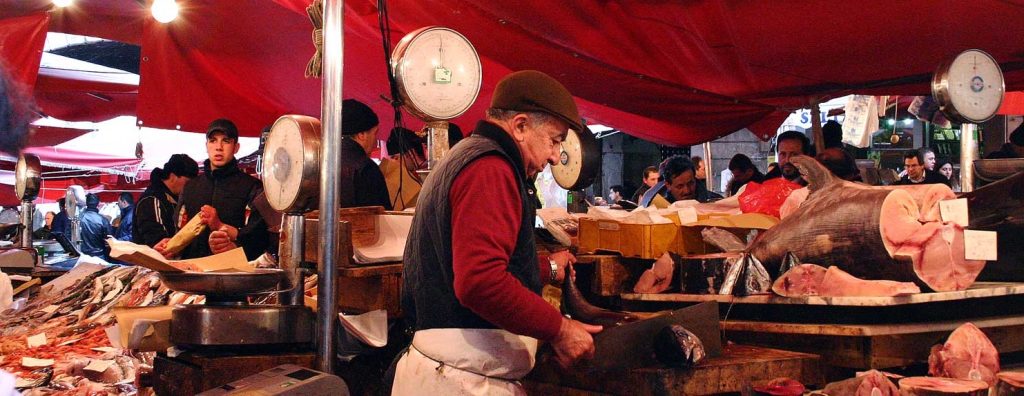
<box><xmin>722</xmin><ymin>315</ymin><xmax>1024</xmax><ymax>369</ymax></box>
<box><xmin>153</xmin><ymin>351</ymin><xmax>315</xmax><ymax>395</ymax></box>
<box><xmin>621</xmin><ymin>282</ymin><xmax>1024</xmax><ymax>307</ymax></box>
<box><xmin>303</xmin><ymin>206</ymin><xmax>386</xmax><ymax>265</ymax></box>
<box><xmin>524</xmin><ymin>344</ymin><xmax>822</xmax><ymax>396</ymax></box>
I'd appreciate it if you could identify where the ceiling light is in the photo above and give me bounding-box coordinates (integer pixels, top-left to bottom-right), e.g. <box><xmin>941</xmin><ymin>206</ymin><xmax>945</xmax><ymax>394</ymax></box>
<box><xmin>52</xmin><ymin>0</ymin><xmax>73</xmax><ymax>7</ymax></box>
<box><xmin>152</xmin><ymin>0</ymin><xmax>179</xmax><ymax>23</ymax></box>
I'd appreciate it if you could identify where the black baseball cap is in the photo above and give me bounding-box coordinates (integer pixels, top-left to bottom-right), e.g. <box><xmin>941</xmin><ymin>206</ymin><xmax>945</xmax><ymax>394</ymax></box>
<box><xmin>206</xmin><ymin>118</ymin><xmax>239</xmax><ymax>140</ymax></box>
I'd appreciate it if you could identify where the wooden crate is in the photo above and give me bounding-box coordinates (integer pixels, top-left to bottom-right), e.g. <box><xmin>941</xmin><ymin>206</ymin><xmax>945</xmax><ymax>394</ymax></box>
<box><xmin>298</xmin><ymin>206</ymin><xmax>413</xmax><ymax>267</ymax></box>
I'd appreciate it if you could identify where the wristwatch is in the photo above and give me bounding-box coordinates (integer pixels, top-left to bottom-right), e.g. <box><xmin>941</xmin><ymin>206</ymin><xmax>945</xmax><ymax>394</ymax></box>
<box><xmin>549</xmin><ymin>258</ymin><xmax>559</xmax><ymax>284</ymax></box>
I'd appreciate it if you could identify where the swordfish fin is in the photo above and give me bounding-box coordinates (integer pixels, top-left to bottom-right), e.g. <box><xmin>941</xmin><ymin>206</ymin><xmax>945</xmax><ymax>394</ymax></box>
<box><xmin>790</xmin><ymin>155</ymin><xmax>837</xmax><ymax>193</ymax></box>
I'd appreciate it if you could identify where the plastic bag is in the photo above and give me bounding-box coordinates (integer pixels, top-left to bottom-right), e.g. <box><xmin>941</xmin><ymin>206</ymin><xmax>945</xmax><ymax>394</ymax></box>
<box><xmin>738</xmin><ymin>178</ymin><xmax>802</xmax><ymax>218</ymax></box>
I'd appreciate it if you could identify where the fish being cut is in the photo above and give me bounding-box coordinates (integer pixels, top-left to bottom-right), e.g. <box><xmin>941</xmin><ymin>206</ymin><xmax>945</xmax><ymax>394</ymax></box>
<box><xmin>772</xmin><ymin>264</ymin><xmax>920</xmax><ymax>297</ymax></box>
<box><xmin>897</xmin><ymin>377</ymin><xmax>989</xmax><ymax>396</ymax></box>
<box><xmin>563</xmin><ymin>266</ymin><xmax>640</xmax><ymax>327</ymax></box>
<box><xmin>928</xmin><ymin>323</ymin><xmax>1000</xmax><ymax>387</ymax></box>
<box><xmin>995</xmin><ymin>371</ymin><xmax>1024</xmax><ymax>396</ymax></box>
<box><xmin>820</xmin><ymin>369</ymin><xmax>899</xmax><ymax>396</ymax></box>
<box><xmin>748</xmin><ymin>155</ymin><xmax>984</xmax><ymax>291</ymax></box>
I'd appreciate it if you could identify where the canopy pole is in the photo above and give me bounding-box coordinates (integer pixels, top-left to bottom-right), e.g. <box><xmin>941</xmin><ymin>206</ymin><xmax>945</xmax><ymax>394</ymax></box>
<box><xmin>810</xmin><ymin>98</ymin><xmax>824</xmax><ymax>155</ymax></box>
<box><xmin>315</xmin><ymin>0</ymin><xmax>342</xmax><ymax>374</ymax></box>
<box><xmin>960</xmin><ymin>124</ymin><xmax>978</xmax><ymax>192</ymax></box>
<box><xmin>702</xmin><ymin>142</ymin><xmax>713</xmax><ymax>193</ymax></box>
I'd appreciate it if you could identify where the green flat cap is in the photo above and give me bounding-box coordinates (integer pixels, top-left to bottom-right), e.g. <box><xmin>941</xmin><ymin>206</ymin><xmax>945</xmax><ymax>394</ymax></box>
<box><xmin>490</xmin><ymin>70</ymin><xmax>584</xmax><ymax>132</ymax></box>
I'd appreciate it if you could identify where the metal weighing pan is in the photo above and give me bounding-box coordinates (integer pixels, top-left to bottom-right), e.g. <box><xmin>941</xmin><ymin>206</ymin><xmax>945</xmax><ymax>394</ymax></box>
<box><xmin>159</xmin><ymin>269</ymin><xmax>286</xmax><ymax>296</ymax></box>
<box><xmin>974</xmin><ymin>158</ymin><xmax>1024</xmax><ymax>184</ymax></box>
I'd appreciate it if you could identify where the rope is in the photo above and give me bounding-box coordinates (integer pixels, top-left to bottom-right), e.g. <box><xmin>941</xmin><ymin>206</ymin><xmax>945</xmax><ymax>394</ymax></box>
<box><xmin>305</xmin><ymin>0</ymin><xmax>324</xmax><ymax>78</ymax></box>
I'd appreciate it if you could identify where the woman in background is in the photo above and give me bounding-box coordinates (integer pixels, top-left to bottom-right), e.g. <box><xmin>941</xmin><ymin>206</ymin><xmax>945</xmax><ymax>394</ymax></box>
<box><xmin>936</xmin><ymin>158</ymin><xmax>961</xmax><ymax>192</ymax></box>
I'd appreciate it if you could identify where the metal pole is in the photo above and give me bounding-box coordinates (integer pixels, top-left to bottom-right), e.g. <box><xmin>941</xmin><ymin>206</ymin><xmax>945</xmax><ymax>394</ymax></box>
<box><xmin>19</xmin><ymin>201</ymin><xmax>34</xmax><ymax>248</ymax></box>
<box><xmin>280</xmin><ymin>214</ymin><xmax>305</xmax><ymax>306</ymax></box>
<box><xmin>424</xmin><ymin>120</ymin><xmax>450</xmax><ymax>170</ymax></box>
<box><xmin>702</xmin><ymin>142</ymin><xmax>713</xmax><ymax>193</ymax></box>
<box><xmin>960</xmin><ymin>123</ymin><xmax>978</xmax><ymax>192</ymax></box>
<box><xmin>316</xmin><ymin>0</ymin><xmax>343</xmax><ymax>374</ymax></box>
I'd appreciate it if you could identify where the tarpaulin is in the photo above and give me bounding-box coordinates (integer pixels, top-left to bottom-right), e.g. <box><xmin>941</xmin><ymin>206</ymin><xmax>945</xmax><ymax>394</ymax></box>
<box><xmin>3</xmin><ymin>0</ymin><xmax>1024</xmax><ymax>145</ymax></box>
<box><xmin>34</xmin><ymin>53</ymin><xmax>138</xmax><ymax>122</ymax></box>
<box><xmin>0</xmin><ymin>13</ymin><xmax>47</xmax><ymax>88</ymax></box>
<box><xmin>1</xmin><ymin>147</ymin><xmax>142</xmax><ymax>176</ymax></box>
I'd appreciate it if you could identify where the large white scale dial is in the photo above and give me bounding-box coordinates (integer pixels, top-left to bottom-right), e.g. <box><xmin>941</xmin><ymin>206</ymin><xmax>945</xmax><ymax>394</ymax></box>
<box><xmin>932</xmin><ymin>49</ymin><xmax>1005</xmax><ymax>123</ymax></box>
<box><xmin>551</xmin><ymin>128</ymin><xmax>601</xmax><ymax>191</ymax></box>
<box><xmin>392</xmin><ymin>26</ymin><xmax>482</xmax><ymax>121</ymax></box>
<box><xmin>262</xmin><ymin>115</ymin><xmax>322</xmax><ymax>213</ymax></box>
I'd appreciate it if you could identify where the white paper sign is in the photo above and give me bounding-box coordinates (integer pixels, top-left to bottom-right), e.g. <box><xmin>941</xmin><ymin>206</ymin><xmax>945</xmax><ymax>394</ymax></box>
<box><xmin>677</xmin><ymin>207</ymin><xmax>699</xmax><ymax>224</ymax></box>
<box><xmin>26</xmin><ymin>333</ymin><xmax>46</xmax><ymax>348</ymax></box>
<box><xmin>842</xmin><ymin>95</ymin><xmax>879</xmax><ymax>148</ymax></box>
<box><xmin>20</xmin><ymin>357</ymin><xmax>54</xmax><ymax>367</ymax></box>
<box><xmin>939</xmin><ymin>198</ymin><xmax>969</xmax><ymax>227</ymax></box>
<box><xmin>83</xmin><ymin>359</ymin><xmax>114</xmax><ymax>374</ymax></box>
<box><xmin>964</xmin><ymin>230</ymin><xmax>998</xmax><ymax>261</ymax></box>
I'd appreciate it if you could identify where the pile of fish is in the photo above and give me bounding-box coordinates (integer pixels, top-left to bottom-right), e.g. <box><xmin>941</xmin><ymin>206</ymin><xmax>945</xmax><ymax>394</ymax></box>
<box><xmin>749</xmin><ymin>155</ymin><xmax>984</xmax><ymax>292</ymax></box>
<box><xmin>0</xmin><ymin>264</ymin><xmax>186</xmax><ymax>395</ymax></box>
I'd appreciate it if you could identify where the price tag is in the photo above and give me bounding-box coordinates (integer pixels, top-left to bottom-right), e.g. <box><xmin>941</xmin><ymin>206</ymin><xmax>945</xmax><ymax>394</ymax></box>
<box><xmin>939</xmin><ymin>198</ymin><xmax>969</xmax><ymax>227</ymax></box>
<box><xmin>26</xmin><ymin>333</ymin><xmax>46</xmax><ymax>348</ymax></box>
<box><xmin>83</xmin><ymin>359</ymin><xmax>114</xmax><ymax>373</ymax></box>
<box><xmin>964</xmin><ymin>230</ymin><xmax>997</xmax><ymax>261</ymax></box>
<box><xmin>677</xmin><ymin>207</ymin><xmax>698</xmax><ymax>224</ymax></box>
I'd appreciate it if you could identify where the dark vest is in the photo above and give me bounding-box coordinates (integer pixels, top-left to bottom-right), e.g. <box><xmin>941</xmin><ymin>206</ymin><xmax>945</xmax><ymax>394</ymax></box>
<box><xmin>402</xmin><ymin>120</ymin><xmax>542</xmax><ymax>331</ymax></box>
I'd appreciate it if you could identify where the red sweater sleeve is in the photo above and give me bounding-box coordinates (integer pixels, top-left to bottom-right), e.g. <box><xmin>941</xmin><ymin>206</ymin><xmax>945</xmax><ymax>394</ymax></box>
<box><xmin>450</xmin><ymin>155</ymin><xmax>562</xmax><ymax>341</ymax></box>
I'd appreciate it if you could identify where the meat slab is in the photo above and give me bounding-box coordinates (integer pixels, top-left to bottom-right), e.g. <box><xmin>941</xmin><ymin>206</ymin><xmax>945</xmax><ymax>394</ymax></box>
<box><xmin>995</xmin><ymin>371</ymin><xmax>1024</xmax><ymax>396</ymax></box>
<box><xmin>748</xmin><ymin>155</ymin><xmax>984</xmax><ymax>291</ymax></box>
<box><xmin>772</xmin><ymin>264</ymin><xmax>920</xmax><ymax>297</ymax></box>
<box><xmin>897</xmin><ymin>377</ymin><xmax>988</xmax><ymax>395</ymax></box>
<box><xmin>821</xmin><ymin>369</ymin><xmax>899</xmax><ymax>396</ymax></box>
<box><xmin>928</xmin><ymin>322</ymin><xmax>1000</xmax><ymax>387</ymax></box>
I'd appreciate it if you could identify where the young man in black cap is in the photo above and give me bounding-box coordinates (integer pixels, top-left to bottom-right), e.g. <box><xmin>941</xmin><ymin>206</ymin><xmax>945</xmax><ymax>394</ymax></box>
<box><xmin>156</xmin><ymin>119</ymin><xmax>268</xmax><ymax>260</ymax></box>
<box><xmin>134</xmin><ymin>154</ymin><xmax>199</xmax><ymax>247</ymax></box>
<box><xmin>340</xmin><ymin>99</ymin><xmax>391</xmax><ymax>209</ymax></box>
<box><xmin>79</xmin><ymin>193</ymin><xmax>112</xmax><ymax>259</ymax></box>
<box><xmin>395</xmin><ymin>70</ymin><xmax>599</xmax><ymax>395</ymax></box>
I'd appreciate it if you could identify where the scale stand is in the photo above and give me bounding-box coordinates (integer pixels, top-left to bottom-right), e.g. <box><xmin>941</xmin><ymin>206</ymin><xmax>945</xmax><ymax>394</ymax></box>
<box><xmin>18</xmin><ymin>201</ymin><xmax>34</xmax><ymax>249</ymax></box>
<box><xmin>279</xmin><ymin>213</ymin><xmax>307</xmax><ymax>306</ymax></box>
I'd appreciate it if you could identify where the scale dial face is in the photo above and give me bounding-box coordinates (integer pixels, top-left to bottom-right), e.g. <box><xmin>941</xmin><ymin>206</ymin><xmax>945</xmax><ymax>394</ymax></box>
<box><xmin>551</xmin><ymin>128</ymin><xmax>601</xmax><ymax>190</ymax></box>
<box><xmin>932</xmin><ymin>49</ymin><xmax>1005</xmax><ymax>123</ymax></box>
<box><xmin>261</xmin><ymin>115</ymin><xmax>322</xmax><ymax>213</ymax></box>
<box><xmin>15</xmin><ymin>154</ymin><xmax>41</xmax><ymax>201</ymax></box>
<box><xmin>393</xmin><ymin>26</ymin><xmax>482</xmax><ymax>121</ymax></box>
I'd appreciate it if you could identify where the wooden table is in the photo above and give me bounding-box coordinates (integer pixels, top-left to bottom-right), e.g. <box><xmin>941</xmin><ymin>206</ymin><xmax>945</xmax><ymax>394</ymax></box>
<box><xmin>617</xmin><ymin>282</ymin><xmax>1024</xmax><ymax>370</ymax></box>
<box><xmin>523</xmin><ymin>344</ymin><xmax>822</xmax><ymax>395</ymax></box>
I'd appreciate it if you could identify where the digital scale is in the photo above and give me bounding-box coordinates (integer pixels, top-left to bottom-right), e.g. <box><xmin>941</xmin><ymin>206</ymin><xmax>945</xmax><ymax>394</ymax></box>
<box><xmin>198</xmin><ymin>364</ymin><xmax>347</xmax><ymax>396</ymax></box>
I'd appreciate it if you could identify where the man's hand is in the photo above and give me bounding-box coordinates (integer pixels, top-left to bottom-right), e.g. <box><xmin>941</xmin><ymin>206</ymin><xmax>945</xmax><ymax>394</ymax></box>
<box><xmin>154</xmin><ymin>238</ymin><xmax>173</xmax><ymax>259</ymax></box>
<box><xmin>199</xmin><ymin>205</ymin><xmax>224</xmax><ymax>230</ymax></box>
<box><xmin>548</xmin><ymin>250</ymin><xmax>576</xmax><ymax>284</ymax></box>
<box><xmin>550</xmin><ymin>317</ymin><xmax>602</xmax><ymax>369</ymax></box>
<box><xmin>208</xmin><ymin>225</ymin><xmax>238</xmax><ymax>254</ymax></box>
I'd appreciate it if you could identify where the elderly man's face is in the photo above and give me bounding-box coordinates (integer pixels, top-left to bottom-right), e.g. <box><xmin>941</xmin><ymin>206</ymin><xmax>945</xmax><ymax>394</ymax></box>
<box><xmin>668</xmin><ymin>169</ymin><xmax>697</xmax><ymax>201</ymax></box>
<box><xmin>922</xmin><ymin>151</ymin><xmax>936</xmax><ymax>171</ymax></box>
<box><xmin>517</xmin><ymin>116</ymin><xmax>568</xmax><ymax>178</ymax></box>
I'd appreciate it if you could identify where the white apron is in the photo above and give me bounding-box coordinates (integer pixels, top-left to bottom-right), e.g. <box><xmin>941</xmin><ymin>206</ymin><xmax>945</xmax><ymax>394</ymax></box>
<box><xmin>391</xmin><ymin>328</ymin><xmax>539</xmax><ymax>396</ymax></box>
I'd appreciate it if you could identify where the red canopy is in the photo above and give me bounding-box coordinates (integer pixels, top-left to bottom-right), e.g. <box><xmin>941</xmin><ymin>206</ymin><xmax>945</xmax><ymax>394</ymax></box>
<box><xmin>34</xmin><ymin>53</ymin><xmax>138</xmax><ymax>122</ymax></box>
<box><xmin>2</xmin><ymin>1</ymin><xmax>1024</xmax><ymax>145</ymax></box>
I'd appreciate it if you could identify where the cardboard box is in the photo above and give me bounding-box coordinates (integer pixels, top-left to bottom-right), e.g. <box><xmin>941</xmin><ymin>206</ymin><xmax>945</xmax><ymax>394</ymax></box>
<box><xmin>577</xmin><ymin>212</ymin><xmax>778</xmax><ymax>259</ymax></box>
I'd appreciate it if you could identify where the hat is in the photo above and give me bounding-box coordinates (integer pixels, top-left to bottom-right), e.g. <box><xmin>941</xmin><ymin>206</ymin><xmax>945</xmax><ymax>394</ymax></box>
<box><xmin>85</xmin><ymin>193</ymin><xmax>99</xmax><ymax>208</ymax></box>
<box><xmin>163</xmin><ymin>153</ymin><xmax>199</xmax><ymax>178</ymax></box>
<box><xmin>342</xmin><ymin>99</ymin><xmax>379</xmax><ymax>135</ymax></box>
<box><xmin>490</xmin><ymin>70</ymin><xmax>584</xmax><ymax>132</ymax></box>
<box><xmin>206</xmin><ymin>118</ymin><xmax>239</xmax><ymax>140</ymax></box>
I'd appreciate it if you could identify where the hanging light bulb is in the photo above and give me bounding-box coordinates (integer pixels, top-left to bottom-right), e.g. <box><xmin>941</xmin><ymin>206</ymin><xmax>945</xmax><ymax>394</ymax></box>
<box><xmin>151</xmin><ymin>0</ymin><xmax>179</xmax><ymax>23</ymax></box>
<box><xmin>52</xmin><ymin>0</ymin><xmax>73</xmax><ymax>7</ymax></box>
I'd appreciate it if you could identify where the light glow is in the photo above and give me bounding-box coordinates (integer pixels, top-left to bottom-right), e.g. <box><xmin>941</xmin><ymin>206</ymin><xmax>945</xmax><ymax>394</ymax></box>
<box><xmin>52</xmin><ymin>0</ymin><xmax>73</xmax><ymax>7</ymax></box>
<box><xmin>152</xmin><ymin>0</ymin><xmax>179</xmax><ymax>23</ymax></box>
<box><xmin>903</xmin><ymin>119</ymin><xmax>914</xmax><ymax>126</ymax></box>
<box><xmin>886</xmin><ymin>119</ymin><xmax>896</xmax><ymax>126</ymax></box>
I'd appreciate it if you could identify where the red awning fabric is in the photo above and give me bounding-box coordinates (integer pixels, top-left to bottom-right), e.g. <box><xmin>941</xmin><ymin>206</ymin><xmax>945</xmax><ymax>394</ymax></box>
<box><xmin>3</xmin><ymin>1</ymin><xmax>1024</xmax><ymax>145</ymax></box>
<box><xmin>2</xmin><ymin>146</ymin><xmax>143</xmax><ymax>176</ymax></box>
<box><xmin>0</xmin><ymin>13</ymin><xmax>48</xmax><ymax>88</ymax></box>
<box><xmin>34</xmin><ymin>53</ymin><xmax>138</xmax><ymax>122</ymax></box>
<box><xmin>998</xmin><ymin>91</ymin><xmax>1024</xmax><ymax>116</ymax></box>
<box><xmin>26</xmin><ymin>124</ymin><xmax>96</xmax><ymax>147</ymax></box>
